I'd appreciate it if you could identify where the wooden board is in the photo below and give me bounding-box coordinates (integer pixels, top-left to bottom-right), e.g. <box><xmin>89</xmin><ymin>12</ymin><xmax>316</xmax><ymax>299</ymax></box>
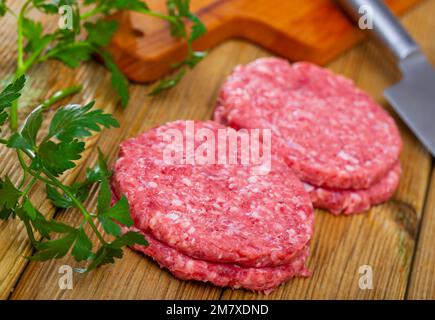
<box><xmin>406</xmin><ymin>168</ymin><xmax>435</xmax><ymax>299</ymax></box>
<box><xmin>108</xmin><ymin>0</ymin><xmax>422</xmax><ymax>82</ymax></box>
<box><xmin>0</xmin><ymin>0</ymin><xmax>434</xmax><ymax>300</ymax></box>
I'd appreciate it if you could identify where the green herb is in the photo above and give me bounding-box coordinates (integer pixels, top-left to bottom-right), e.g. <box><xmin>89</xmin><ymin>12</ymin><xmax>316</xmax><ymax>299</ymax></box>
<box><xmin>0</xmin><ymin>0</ymin><xmax>206</xmax><ymax>271</ymax></box>
<box><xmin>150</xmin><ymin>0</ymin><xmax>207</xmax><ymax>94</ymax></box>
<box><xmin>0</xmin><ymin>75</ymin><xmax>148</xmax><ymax>271</ymax></box>
<box><xmin>1</xmin><ymin>0</ymin><xmax>207</xmax><ymax>130</ymax></box>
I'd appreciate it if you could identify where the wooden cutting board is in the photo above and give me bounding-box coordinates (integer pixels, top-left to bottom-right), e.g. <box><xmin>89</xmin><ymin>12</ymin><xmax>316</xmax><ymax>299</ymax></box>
<box><xmin>108</xmin><ymin>0</ymin><xmax>422</xmax><ymax>83</ymax></box>
<box><xmin>1</xmin><ymin>0</ymin><xmax>434</xmax><ymax>300</ymax></box>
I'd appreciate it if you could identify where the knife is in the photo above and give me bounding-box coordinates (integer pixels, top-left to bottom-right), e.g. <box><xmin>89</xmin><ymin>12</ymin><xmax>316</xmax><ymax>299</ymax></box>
<box><xmin>337</xmin><ymin>0</ymin><xmax>435</xmax><ymax>157</ymax></box>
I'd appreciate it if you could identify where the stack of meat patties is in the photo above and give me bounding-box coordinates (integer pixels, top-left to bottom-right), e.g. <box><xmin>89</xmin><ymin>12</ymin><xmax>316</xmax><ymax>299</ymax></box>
<box><xmin>215</xmin><ymin>58</ymin><xmax>402</xmax><ymax>215</ymax></box>
<box><xmin>111</xmin><ymin>58</ymin><xmax>402</xmax><ymax>292</ymax></box>
<box><xmin>111</xmin><ymin>121</ymin><xmax>314</xmax><ymax>293</ymax></box>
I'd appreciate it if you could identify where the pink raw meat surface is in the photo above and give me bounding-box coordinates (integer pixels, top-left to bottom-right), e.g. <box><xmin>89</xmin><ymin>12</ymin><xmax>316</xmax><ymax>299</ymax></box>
<box><xmin>305</xmin><ymin>162</ymin><xmax>401</xmax><ymax>215</ymax></box>
<box><xmin>215</xmin><ymin>58</ymin><xmax>402</xmax><ymax>190</ymax></box>
<box><xmin>128</xmin><ymin>227</ymin><xmax>310</xmax><ymax>294</ymax></box>
<box><xmin>112</xmin><ymin>120</ymin><xmax>314</xmax><ymax>268</ymax></box>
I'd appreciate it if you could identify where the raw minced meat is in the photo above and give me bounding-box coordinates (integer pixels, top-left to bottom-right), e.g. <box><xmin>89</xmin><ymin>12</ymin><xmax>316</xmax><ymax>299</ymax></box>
<box><xmin>128</xmin><ymin>227</ymin><xmax>310</xmax><ymax>294</ymax></box>
<box><xmin>215</xmin><ymin>58</ymin><xmax>402</xmax><ymax>190</ymax></box>
<box><xmin>305</xmin><ymin>162</ymin><xmax>401</xmax><ymax>215</ymax></box>
<box><xmin>112</xmin><ymin>120</ymin><xmax>314</xmax><ymax>268</ymax></box>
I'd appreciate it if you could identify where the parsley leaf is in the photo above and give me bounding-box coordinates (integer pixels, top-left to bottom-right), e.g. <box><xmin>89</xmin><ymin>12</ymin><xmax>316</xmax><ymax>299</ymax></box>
<box><xmin>84</xmin><ymin>231</ymin><xmax>147</xmax><ymax>272</ymax></box>
<box><xmin>0</xmin><ymin>111</ymin><xmax>8</xmax><ymax>127</ymax></box>
<box><xmin>187</xmin><ymin>13</ymin><xmax>207</xmax><ymax>42</ymax></box>
<box><xmin>101</xmin><ymin>196</ymin><xmax>132</xmax><ymax>226</ymax></box>
<box><xmin>29</xmin><ymin>229</ymin><xmax>78</xmax><ymax>261</ymax></box>
<box><xmin>7</xmin><ymin>133</ymin><xmax>33</xmax><ymax>150</ymax></box>
<box><xmin>86</xmin><ymin>148</ymin><xmax>111</xmax><ymax>182</ymax></box>
<box><xmin>111</xmin><ymin>230</ymin><xmax>147</xmax><ymax>248</ymax></box>
<box><xmin>22</xmin><ymin>197</ymin><xmax>37</xmax><ymax>220</ymax></box>
<box><xmin>149</xmin><ymin>69</ymin><xmax>186</xmax><ymax>95</ymax></box>
<box><xmin>84</xmin><ymin>20</ymin><xmax>119</xmax><ymax>47</ymax></box>
<box><xmin>97</xmin><ymin>176</ymin><xmax>111</xmax><ymax>215</ymax></box>
<box><xmin>21</xmin><ymin>107</ymin><xmax>43</xmax><ymax>148</ymax></box>
<box><xmin>83</xmin><ymin>244</ymin><xmax>122</xmax><ymax>272</ymax></box>
<box><xmin>22</xmin><ymin>17</ymin><xmax>44</xmax><ymax>53</ymax></box>
<box><xmin>72</xmin><ymin>229</ymin><xmax>93</xmax><ymax>261</ymax></box>
<box><xmin>0</xmin><ymin>177</ymin><xmax>22</xmax><ymax>211</ymax></box>
<box><xmin>0</xmin><ymin>1</ymin><xmax>7</xmax><ymax>16</ymax></box>
<box><xmin>47</xmin><ymin>101</ymin><xmax>119</xmax><ymax>142</ymax></box>
<box><xmin>100</xmin><ymin>51</ymin><xmax>130</xmax><ymax>107</ymax></box>
<box><xmin>44</xmin><ymin>42</ymin><xmax>94</xmax><ymax>68</ymax></box>
<box><xmin>112</xmin><ymin>0</ymin><xmax>149</xmax><ymax>11</ymax></box>
<box><xmin>46</xmin><ymin>182</ymin><xmax>90</xmax><ymax>209</ymax></box>
<box><xmin>98</xmin><ymin>195</ymin><xmax>132</xmax><ymax>237</ymax></box>
<box><xmin>0</xmin><ymin>75</ymin><xmax>26</xmax><ymax>110</ymax></box>
<box><xmin>36</xmin><ymin>140</ymin><xmax>85</xmax><ymax>176</ymax></box>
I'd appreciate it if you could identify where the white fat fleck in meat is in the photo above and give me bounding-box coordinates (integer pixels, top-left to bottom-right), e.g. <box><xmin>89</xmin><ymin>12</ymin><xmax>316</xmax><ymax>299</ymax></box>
<box><xmin>166</xmin><ymin>212</ymin><xmax>180</xmax><ymax>220</ymax></box>
<box><xmin>345</xmin><ymin>165</ymin><xmax>356</xmax><ymax>172</ymax></box>
<box><xmin>185</xmin><ymin>260</ymin><xmax>194</xmax><ymax>271</ymax></box>
<box><xmin>249</xmin><ymin>211</ymin><xmax>260</xmax><ymax>218</ymax></box>
<box><xmin>172</xmin><ymin>199</ymin><xmax>183</xmax><ymax>206</ymax></box>
<box><xmin>182</xmin><ymin>177</ymin><xmax>193</xmax><ymax>186</ymax></box>
<box><xmin>248</xmin><ymin>176</ymin><xmax>257</xmax><ymax>183</ymax></box>
<box><xmin>148</xmin><ymin>181</ymin><xmax>158</xmax><ymax>188</ymax></box>
<box><xmin>187</xmin><ymin>226</ymin><xmax>196</xmax><ymax>234</ymax></box>
<box><xmin>337</xmin><ymin>150</ymin><xmax>360</xmax><ymax>164</ymax></box>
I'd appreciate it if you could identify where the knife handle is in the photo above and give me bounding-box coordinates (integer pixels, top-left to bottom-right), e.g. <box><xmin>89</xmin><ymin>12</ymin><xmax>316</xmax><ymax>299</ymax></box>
<box><xmin>337</xmin><ymin>0</ymin><xmax>421</xmax><ymax>61</ymax></box>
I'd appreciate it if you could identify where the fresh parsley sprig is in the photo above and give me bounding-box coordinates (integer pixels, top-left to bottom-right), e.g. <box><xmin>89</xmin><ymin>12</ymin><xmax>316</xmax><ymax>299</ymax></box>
<box><xmin>0</xmin><ymin>75</ymin><xmax>147</xmax><ymax>271</ymax></box>
<box><xmin>1</xmin><ymin>0</ymin><xmax>207</xmax><ymax>130</ymax></box>
<box><xmin>149</xmin><ymin>0</ymin><xmax>207</xmax><ymax>95</ymax></box>
<box><xmin>0</xmin><ymin>0</ymin><xmax>207</xmax><ymax>270</ymax></box>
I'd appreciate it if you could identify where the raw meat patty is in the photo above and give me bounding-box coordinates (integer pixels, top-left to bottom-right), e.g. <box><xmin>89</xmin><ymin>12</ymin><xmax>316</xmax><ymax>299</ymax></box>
<box><xmin>215</xmin><ymin>58</ymin><xmax>402</xmax><ymax>190</ymax></box>
<box><xmin>112</xmin><ymin>120</ymin><xmax>314</xmax><ymax>268</ymax></box>
<box><xmin>129</xmin><ymin>227</ymin><xmax>310</xmax><ymax>294</ymax></box>
<box><xmin>305</xmin><ymin>162</ymin><xmax>401</xmax><ymax>215</ymax></box>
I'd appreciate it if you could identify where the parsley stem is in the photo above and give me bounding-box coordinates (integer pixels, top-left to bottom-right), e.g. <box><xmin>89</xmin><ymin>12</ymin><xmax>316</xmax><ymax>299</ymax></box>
<box><xmin>138</xmin><ymin>9</ymin><xmax>178</xmax><ymax>23</ymax></box>
<box><xmin>11</xmin><ymin>0</ymin><xmax>32</xmax><ymax>131</ymax></box>
<box><xmin>21</xmin><ymin>176</ymin><xmax>37</xmax><ymax>199</ymax></box>
<box><xmin>40</xmin><ymin>85</ymin><xmax>82</xmax><ymax>110</ymax></box>
<box><xmin>41</xmin><ymin>169</ymin><xmax>108</xmax><ymax>245</ymax></box>
<box><xmin>80</xmin><ymin>6</ymin><xmax>177</xmax><ymax>24</ymax></box>
<box><xmin>22</xmin><ymin>217</ymin><xmax>39</xmax><ymax>248</ymax></box>
<box><xmin>80</xmin><ymin>6</ymin><xmax>102</xmax><ymax>20</ymax></box>
<box><xmin>24</xmin><ymin>166</ymin><xmax>55</xmax><ymax>186</ymax></box>
<box><xmin>0</xmin><ymin>138</ymin><xmax>7</xmax><ymax>144</ymax></box>
<box><xmin>17</xmin><ymin>150</ymin><xmax>29</xmax><ymax>188</ymax></box>
<box><xmin>16</xmin><ymin>147</ymin><xmax>107</xmax><ymax>245</ymax></box>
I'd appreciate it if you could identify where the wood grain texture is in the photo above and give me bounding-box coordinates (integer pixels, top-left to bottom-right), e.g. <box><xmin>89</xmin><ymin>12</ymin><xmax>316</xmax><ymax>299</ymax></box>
<box><xmin>407</xmin><ymin>167</ymin><xmax>435</xmax><ymax>299</ymax></box>
<box><xmin>0</xmin><ymin>1</ymin><xmax>120</xmax><ymax>299</ymax></box>
<box><xmin>1</xmin><ymin>0</ymin><xmax>434</xmax><ymax>300</ymax></box>
<box><xmin>108</xmin><ymin>0</ymin><xmax>422</xmax><ymax>82</ymax></box>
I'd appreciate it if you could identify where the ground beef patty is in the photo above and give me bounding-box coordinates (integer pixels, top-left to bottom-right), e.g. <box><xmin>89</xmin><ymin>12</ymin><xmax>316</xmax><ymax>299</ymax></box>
<box><xmin>305</xmin><ymin>162</ymin><xmax>401</xmax><ymax>215</ymax></box>
<box><xmin>215</xmin><ymin>58</ymin><xmax>402</xmax><ymax>190</ymax></box>
<box><xmin>128</xmin><ymin>227</ymin><xmax>310</xmax><ymax>293</ymax></box>
<box><xmin>112</xmin><ymin>120</ymin><xmax>314</xmax><ymax>268</ymax></box>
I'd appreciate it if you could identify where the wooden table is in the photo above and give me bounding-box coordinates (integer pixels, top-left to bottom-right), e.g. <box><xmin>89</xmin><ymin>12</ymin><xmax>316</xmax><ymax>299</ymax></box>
<box><xmin>0</xmin><ymin>0</ymin><xmax>434</xmax><ymax>300</ymax></box>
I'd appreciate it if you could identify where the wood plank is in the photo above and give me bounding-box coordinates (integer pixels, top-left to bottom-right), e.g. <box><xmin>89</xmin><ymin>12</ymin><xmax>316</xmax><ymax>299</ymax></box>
<box><xmin>9</xmin><ymin>41</ymin><xmax>264</xmax><ymax>299</ymax></box>
<box><xmin>404</xmin><ymin>0</ymin><xmax>435</xmax><ymax>300</ymax></box>
<box><xmin>108</xmin><ymin>0</ymin><xmax>422</xmax><ymax>82</ymax></box>
<box><xmin>0</xmin><ymin>1</ymin><xmax>121</xmax><ymax>299</ymax></box>
<box><xmin>221</xmin><ymin>0</ymin><xmax>435</xmax><ymax>300</ymax></box>
<box><xmin>406</xmin><ymin>167</ymin><xmax>435</xmax><ymax>299</ymax></box>
<box><xmin>3</xmin><ymin>0</ymin><xmax>435</xmax><ymax>300</ymax></box>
